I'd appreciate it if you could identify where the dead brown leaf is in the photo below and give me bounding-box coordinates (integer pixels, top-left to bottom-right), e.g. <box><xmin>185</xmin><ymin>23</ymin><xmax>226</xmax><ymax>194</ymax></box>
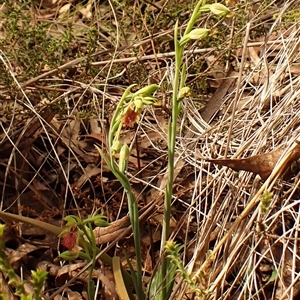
<box><xmin>205</xmin><ymin>144</ymin><xmax>300</xmax><ymax>180</ymax></box>
<box><xmin>8</xmin><ymin>243</ymin><xmax>47</xmax><ymax>265</ymax></box>
<box><xmin>201</xmin><ymin>68</ymin><xmax>237</xmax><ymax>123</ymax></box>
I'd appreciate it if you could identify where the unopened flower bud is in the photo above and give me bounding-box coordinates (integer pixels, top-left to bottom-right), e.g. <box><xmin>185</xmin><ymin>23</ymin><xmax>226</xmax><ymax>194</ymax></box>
<box><xmin>119</xmin><ymin>144</ymin><xmax>129</xmax><ymax>173</ymax></box>
<box><xmin>60</xmin><ymin>250</ymin><xmax>80</xmax><ymax>261</ymax></box>
<box><xmin>210</xmin><ymin>3</ymin><xmax>231</xmax><ymax>17</ymax></box>
<box><xmin>188</xmin><ymin>28</ymin><xmax>210</xmax><ymax>40</ymax></box>
<box><xmin>134</xmin><ymin>97</ymin><xmax>144</xmax><ymax>110</ymax></box>
<box><xmin>132</xmin><ymin>84</ymin><xmax>159</xmax><ymax>97</ymax></box>
<box><xmin>179</xmin><ymin>28</ymin><xmax>210</xmax><ymax>47</ymax></box>
<box><xmin>178</xmin><ymin>87</ymin><xmax>191</xmax><ymax>101</ymax></box>
<box><xmin>111</xmin><ymin>140</ymin><xmax>122</xmax><ymax>154</ymax></box>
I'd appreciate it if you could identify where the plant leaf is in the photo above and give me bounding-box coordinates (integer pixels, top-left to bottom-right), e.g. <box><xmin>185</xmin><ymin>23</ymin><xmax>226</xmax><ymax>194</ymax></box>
<box><xmin>112</xmin><ymin>256</ymin><xmax>132</xmax><ymax>300</ymax></box>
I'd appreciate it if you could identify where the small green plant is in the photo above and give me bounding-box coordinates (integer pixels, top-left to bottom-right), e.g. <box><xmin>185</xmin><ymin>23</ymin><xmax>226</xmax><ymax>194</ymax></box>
<box><xmin>0</xmin><ymin>224</ymin><xmax>48</xmax><ymax>300</ymax></box>
<box><xmin>166</xmin><ymin>241</ymin><xmax>202</xmax><ymax>295</ymax></box>
<box><xmin>260</xmin><ymin>190</ymin><xmax>273</xmax><ymax>216</ymax></box>
<box><xmin>0</xmin><ymin>210</ymin><xmax>133</xmax><ymax>300</ymax></box>
<box><xmin>166</xmin><ymin>241</ymin><xmax>217</xmax><ymax>299</ymax></box>
<box><xmin>58</xmin><ymin>212</ymin><xmax>110</xmax><ymax>300</ymax></box>
<box><xmin>1</xmin><ymin>2</ymin><xmax>71</xmax><ymax>77</ymax></box>
<box><xmin>255</xmin><ymin>190</ymin><xmax>273</xmax><ymax>234</ymax></box>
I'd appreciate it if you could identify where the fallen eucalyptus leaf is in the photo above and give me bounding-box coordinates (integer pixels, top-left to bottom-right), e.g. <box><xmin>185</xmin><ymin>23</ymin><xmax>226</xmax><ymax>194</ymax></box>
<box><xmin>205</xmin><ymin>144</ymin><xmax>300</xmax><ymax>180</ymax></box>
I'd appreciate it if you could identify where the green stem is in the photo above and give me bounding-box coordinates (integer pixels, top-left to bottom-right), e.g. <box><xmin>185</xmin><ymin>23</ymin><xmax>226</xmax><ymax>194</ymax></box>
<box><xmin>160</xmin><ymin>20</ymin><xmax>183</xmax><ymax>299</ymax></box>
<box><xmin>113</xmin><ymin>169</ymin><xmax>144</xmax><ymax>299</ymax></box>
<box><xmin>98</xmin><ymin>134</ymin><xmax>144</xmax><ymax>298</ymax></box>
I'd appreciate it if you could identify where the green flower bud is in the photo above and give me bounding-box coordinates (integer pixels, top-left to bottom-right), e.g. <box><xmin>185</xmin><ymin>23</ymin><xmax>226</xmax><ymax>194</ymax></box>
<box><xmin>60</xmin><ymin>250</ymin><xmax>80</xmax><ymax>261</ymax></box>
<box><xmin>179</xmin><ymin>28</ymin><xmax>210</xmax><ymax>47</ymax></box>
<box><xmin>132</xmin><ymin>84</ymin><xmax>159</xmax><ymax>97</ymax></box>
<box><xmin>177</xmin><ymin>87</ymin><xmax>191</xmax><ymax>101</ymax></box>
<box><xmin>188</xmin><ymin>28</ymin><xmax>210</xmax><ymax>40</ymax></box>
<box><xmin>133</xmin><ymin>97</ymin><xmax>144</xmax><ymax>110</ymax></box>
<box><xmin>119</xmin><ymin>144</ymin><xmax>129</xmax><ymax>173</ymax></box>
<box><xmin>210</xmin><ymin>3</ymin><xmax>231</xmax><ymax>17</ymax></box>
<box><xmin>111</xmin><ymin>140</ymin><xmax>122</xmax><ymax>154</ymax></box>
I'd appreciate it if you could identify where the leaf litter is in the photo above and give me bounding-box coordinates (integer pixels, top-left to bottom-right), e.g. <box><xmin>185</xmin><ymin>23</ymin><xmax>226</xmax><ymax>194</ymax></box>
<box><xmin>0</xmin><ymin>0</ymin><xmax>300</xmax><ymax>299</ymax></box>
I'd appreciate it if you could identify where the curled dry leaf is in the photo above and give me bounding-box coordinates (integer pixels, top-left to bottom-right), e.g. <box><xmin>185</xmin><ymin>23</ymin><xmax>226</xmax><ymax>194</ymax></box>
<box><xmin>8</xmin><ymin>243</ymin><xmax>47</xmax><ymax>265</ymax></box>
<box><xmin>205</xmin><ymin>144</ymin><xmax>300</xmax><ymax>180</ymax></box>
